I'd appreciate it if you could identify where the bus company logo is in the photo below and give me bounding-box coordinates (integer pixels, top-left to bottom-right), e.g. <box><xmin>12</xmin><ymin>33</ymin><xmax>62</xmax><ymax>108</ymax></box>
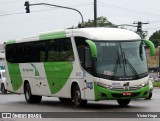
<box><xmin>22</xmin><ymin>68</ymin><xmax>34</xmax><ymax>72</ymax></box>
<box><xmin>123</xmin><ymin>82</ymin><xmax>130</xmax><ymax>91</ymax></box>
<box><xmin>123</xmin><ymin>82</ymin><xmax>129</xmax><ymax>86</ymax></box>
<box><xmin>22</xmin><ymin>64</ymin><xmax>40</xmax><ymax>76</ymax></box>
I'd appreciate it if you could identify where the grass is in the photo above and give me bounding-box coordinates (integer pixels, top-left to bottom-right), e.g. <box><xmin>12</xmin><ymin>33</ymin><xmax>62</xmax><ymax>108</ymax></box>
<box><xmin>153</xmin><ymin>82</ymin><xmax>160</xmax><ymax>87</ymax></box>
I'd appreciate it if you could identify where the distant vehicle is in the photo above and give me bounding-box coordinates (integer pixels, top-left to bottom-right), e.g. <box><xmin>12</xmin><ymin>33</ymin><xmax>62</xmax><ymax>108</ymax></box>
<box><xmin>0</xmin><ymin>70</ymin><xmax>7</xmax><ymax>94</ymax></box>
<box><xmin>149</xmin><ymin>76</ymin><xmax>154</xmax><ymax>82</ymax></box>
<box><xmin>146</xmin><ymin>79</ymin><xmax>153</xmax><ymax>99</ymax></box>
<box><xmin>155</xmin><ymin>76</ymin><xmax>160</xmax><ymax>82</ymax></box>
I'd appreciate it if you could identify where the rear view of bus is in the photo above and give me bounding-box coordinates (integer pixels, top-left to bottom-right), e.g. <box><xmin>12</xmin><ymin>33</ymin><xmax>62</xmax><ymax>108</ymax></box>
<box><xmin>4</xmin><ymin>28</ymin><xmax>155</xmax><ymax>106</ymax></box>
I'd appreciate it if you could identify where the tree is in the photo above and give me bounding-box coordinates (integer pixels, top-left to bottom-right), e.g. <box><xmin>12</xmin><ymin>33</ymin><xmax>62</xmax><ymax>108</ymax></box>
<box><xmin>149</xmin><ymin>30</ymin><xmax>160</xmax><ymax>47</ymax></box>
<box><xmin>77</xmin><ymin>16</ymin><xmax>113</xmax><ymax>28</ymax></box>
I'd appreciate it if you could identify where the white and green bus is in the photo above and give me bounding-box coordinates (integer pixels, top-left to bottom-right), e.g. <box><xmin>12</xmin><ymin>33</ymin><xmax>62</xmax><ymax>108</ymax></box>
<box><xmin>5</xmin><ymin>28</ymin><xmax>155</xmax><ymax>106</ymax></box>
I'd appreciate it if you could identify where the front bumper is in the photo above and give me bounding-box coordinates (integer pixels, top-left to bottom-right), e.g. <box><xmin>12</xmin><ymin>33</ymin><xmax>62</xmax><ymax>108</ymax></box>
<box><xmin>94</xmin><ymin>83</ymin><xmax>150</xmax><ymax>101</ymax></box>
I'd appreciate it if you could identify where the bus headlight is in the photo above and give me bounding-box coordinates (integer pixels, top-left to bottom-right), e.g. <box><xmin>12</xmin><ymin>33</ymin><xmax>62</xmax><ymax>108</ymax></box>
<box><xmin>139</xmin><ymin>81</ymin><xmax>149</xmax><ymax>87</ymax></box>
<box><xmin>96</xmin><ymin>82</ymin><xmax>112</xmax><ymax>89</ymax></box>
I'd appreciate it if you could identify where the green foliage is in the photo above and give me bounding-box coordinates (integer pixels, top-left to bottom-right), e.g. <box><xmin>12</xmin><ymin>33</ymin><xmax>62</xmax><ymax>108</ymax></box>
<box><xmin>149</xmin><ymin>30</ymin><xmax>160</xmax><ymax>47</ymax></box>
<box><xmin>77</xmin><ymin>16</ymin><xmax>113</xmax><ymax>28</ymax></box>
<box><xmin>153</xmin><ymin>82</ymin><xmax>160</xmax><ymax>87</ymax></box>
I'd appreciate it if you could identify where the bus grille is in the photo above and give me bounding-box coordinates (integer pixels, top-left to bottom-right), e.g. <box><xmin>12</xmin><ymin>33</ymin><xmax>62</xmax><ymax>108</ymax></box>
<box><xmin>109</xmin><ymin>86</ymin><xmax>141</xmax><ymax>91</ymax></box>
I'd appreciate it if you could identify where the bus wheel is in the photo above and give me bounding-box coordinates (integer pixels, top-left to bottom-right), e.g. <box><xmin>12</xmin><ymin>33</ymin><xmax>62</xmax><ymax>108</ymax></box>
<box><xmin>24</xmin><ymin>83</ymin><xmax>42</xmax><ymax>103</ymax></box>
<box><xmin>73</xmin><ymin>85</ymin><xmax>87</xmax><ymax>107</ymax></box>
<box><xmin>117</xmin><ymin>99</ymin><xmax>130</xmax><ymax>106</ymax></box>
<box><xmin>1</xmin><ymin>83</ymin><xmax>7</xmax><ymax>94</ymax></box>
<box><xmin>146</xmin><ymin>93</ymin><xmax>152</xmax><ymax>99</ymax></box>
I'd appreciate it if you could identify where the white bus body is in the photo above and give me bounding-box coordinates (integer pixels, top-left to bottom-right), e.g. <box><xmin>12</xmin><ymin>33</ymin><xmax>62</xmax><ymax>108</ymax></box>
<box><xmin>5</xmin><ymin>28</ymin><xmax>155</xmax><ymax>106</ymax></box>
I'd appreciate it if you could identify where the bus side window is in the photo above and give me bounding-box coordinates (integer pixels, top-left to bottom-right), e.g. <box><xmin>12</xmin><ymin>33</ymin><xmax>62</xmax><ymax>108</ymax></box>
<box><xmin>58</xmin><ymin>38</ymin><xmax>74</xmax><ymax>61</ymax></box>
<box><xmin>45</xmin><ymin>38</ymin><xmax>74</xmax><ymax>62</ymax></box>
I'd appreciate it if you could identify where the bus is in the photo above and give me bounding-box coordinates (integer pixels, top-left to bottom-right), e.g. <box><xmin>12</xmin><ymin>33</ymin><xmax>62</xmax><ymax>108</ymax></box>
<box><xmin>5</xmin><ymin>28</ymin><xmax>155</xmax><ymax>106</ymax></box>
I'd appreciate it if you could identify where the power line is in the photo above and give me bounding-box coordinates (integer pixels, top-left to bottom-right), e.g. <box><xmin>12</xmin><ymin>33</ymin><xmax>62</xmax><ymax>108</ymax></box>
<box><xmin>0</xmin><ymin>12</ymin><xmax>92</xmax><ymax>24</ymax></box>
<box><xmin>0</xmin><ymin>12</ymin><xmax>25</xmax><ymax>16</ymax></box>
<box><xmin>0</xmin><ymin>8</ymin><xmax>62</xmax><ymax>17</ymax></box>
<box><xmin>98</xmin><ymin>2</ymin><xmax>160</xmax><ymax>18</ymax></box>
<box><xmin>0</xmin><ymin>8</ymin><xmax>59</xmax><ymax>17</ymax></box>
<box><xmin>0</xmin><ymin>2</ymin><xmax>92</xmax><ymax>17</ymax></box>
<box><xmin>3</xmin><ymin>7</ymin><xmax>24</xmax><ymax>13</ymax></box>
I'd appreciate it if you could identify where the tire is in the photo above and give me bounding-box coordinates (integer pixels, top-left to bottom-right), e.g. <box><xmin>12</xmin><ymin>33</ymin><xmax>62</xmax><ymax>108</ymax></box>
<box><xmin>1</xmin><ymin>83</ymin><xmax>7</xmax><ymax>94</ymax></box>
<box><xmin>117</xmin><ymin>99</ymin><xmax>130</xmax><ymax>106</ymax></box>
<box><xmin>72</xmin><ymin>85</ymin><xmax>87</xmax><ymax>107</ymax></box>
<box><xmin>59</xmin><ymin>98</ymin><xmax>72</xmax><ymax>103</ymax></box>
<box><xmin>146</xmin><ymin>93</ymin><xmax>152</xmax><ymax>99</ymax></box>
<box><xmin>24</xmin><ymin>83</ymin><xmax>42</xmax><ymax>103</ymax></box>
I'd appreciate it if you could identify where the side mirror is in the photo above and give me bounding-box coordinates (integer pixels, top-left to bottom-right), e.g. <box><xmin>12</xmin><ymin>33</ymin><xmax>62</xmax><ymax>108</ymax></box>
<box><xmin>139</xmin><ymin>41</ymin><xmax>144</xmax><ymax>61</ymax></box>
<box><xmin>85</xmin><ymin>40</ymin><xmax>97</xmax><ymax>58</ymax></box>
<box><xmin>143</xmin><ymin>39</ymin><xmax>155</xmax><ymax>56</ymax></box>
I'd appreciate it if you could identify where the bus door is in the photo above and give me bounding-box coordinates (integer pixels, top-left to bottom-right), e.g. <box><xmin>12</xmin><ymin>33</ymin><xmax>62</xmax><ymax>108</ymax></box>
<box><xmin>77</xmin><ymin>44</ymin><xmax>95</xmax><ymax>100</ymax></box>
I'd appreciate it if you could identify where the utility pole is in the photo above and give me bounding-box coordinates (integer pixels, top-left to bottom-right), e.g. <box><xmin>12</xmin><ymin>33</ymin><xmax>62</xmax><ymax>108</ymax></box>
<box><xmin>133</xmin><ymin>21</ymin><xmax>149</xmax><ymax>38</ymax></box>
<box><xmin>94</xmin><ymin>0</ymin><xmax>97</xmax><ymax>27</ymax></box>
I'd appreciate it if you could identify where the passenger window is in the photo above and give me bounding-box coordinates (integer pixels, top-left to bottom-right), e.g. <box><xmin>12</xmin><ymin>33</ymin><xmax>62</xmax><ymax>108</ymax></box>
<box><xmin>6</xmin><ymin>38</ymin><xmax>74</xmax><ymax>63</ymax></box>
<box><xmin>46</xmin><ymin>38</ymin><xmax>74</xmax><ymax>62</ymax></box>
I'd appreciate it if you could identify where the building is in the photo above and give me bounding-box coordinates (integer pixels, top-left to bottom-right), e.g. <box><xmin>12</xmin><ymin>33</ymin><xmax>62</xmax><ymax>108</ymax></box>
<box><xmin>146</xmin><ymin>47</ymin><xmax>159</xmax><ymax>78</ymax></box>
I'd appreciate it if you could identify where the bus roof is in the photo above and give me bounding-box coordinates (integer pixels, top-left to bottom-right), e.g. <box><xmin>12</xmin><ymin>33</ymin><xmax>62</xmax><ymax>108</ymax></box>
<box><xmin>71</xmin><ymin>28</ymin><xmax>141</xmax><ymax>40</ymax></box>
<box><xmin>6</xmin><ymin>28</ymin><xmax>141</xmax><ymax>44</ymax></box>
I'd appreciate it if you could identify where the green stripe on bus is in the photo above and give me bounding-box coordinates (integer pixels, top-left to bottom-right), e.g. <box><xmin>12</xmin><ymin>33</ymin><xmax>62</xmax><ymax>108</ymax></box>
<box><xmin>39</xmin><ymin>31</ymin><xmax>66</xmax><ymax>40</ymax></box>
<box><xmin>7</xmin><ymin>63</ymin><xmax>23</xmax><ymax>91</ymax></box>
<box><xmin>44</xmin><ymin>62</ymin><xmax>73</xmax><ymax>94</ymax></box>
<box><xmin>6</xmin><ymin>39</ymin><xmax>16</xmax><ymax>44</ymax></box>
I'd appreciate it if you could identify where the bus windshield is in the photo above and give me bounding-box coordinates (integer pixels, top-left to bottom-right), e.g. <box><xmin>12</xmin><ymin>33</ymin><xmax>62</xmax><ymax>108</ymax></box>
<box><xmin>94</xmin><ymin>40</ymin><xmax>148</xmax><ymax>80</ymax></box>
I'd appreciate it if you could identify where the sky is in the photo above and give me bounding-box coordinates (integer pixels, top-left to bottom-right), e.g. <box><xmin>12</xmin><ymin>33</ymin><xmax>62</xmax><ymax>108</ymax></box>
<box><xmin>0</xmin><ymin>0</ymin><xmax>160</xmax><ymax>44</ymax></box>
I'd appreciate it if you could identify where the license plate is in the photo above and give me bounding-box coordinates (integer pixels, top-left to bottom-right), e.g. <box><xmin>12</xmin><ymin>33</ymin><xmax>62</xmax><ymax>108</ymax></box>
<box><xmin>123</xmin><ymin>92</ymin><xmax>132</xmax><ymax>96</ymax></box>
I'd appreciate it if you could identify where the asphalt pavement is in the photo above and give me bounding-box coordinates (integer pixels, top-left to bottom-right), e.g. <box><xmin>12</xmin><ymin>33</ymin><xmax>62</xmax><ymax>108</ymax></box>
<box><xmin>0</xmin><ymin>88</ymin><xmax>160</xmax><ymax>121</ymax></box>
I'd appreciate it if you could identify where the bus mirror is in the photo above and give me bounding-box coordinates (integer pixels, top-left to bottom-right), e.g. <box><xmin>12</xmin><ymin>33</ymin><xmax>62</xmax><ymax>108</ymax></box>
<box><xmin>143</xmin><ymin>39</ymin><xmax>155</xmax><ymax>56</ymax></box>
<box><xmin>139</xmin><ymin>41</ymin><xmax>144</xmax><ymax>61</ymax></box>
<box><xmin>85</xmin><ymin>40</ymin><xmax>97</xmax><ymax>58</ymax></box>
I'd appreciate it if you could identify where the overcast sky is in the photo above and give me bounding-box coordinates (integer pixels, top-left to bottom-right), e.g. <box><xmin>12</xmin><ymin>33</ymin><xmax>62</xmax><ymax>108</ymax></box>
<box><xmin>0</xmin><ymin>0</ymin><xmax>160</xmax><ymax>44</ymax></box>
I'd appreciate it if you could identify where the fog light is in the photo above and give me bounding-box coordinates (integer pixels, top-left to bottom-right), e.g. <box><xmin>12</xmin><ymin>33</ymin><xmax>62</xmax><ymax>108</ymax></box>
<box><xmin>99</xmin><ymin>92</ymin><xmax>107</xmax><ymax>97</ymax></box>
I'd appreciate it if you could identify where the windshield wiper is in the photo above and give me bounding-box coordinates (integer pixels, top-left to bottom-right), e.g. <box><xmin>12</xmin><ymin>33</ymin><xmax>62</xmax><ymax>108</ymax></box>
<box><xmin>123</xmin><ymin>53</ymin><xmax>140</xmax><ymax>79</ymax></box>
<box><xmin>113</xmin><ymin>51</ymin><xmax>122</xmax><ymax>78</ymax></box>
